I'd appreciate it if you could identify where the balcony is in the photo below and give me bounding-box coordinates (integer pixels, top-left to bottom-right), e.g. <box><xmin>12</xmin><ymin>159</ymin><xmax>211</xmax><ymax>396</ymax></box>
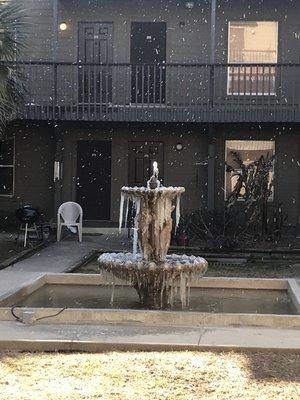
<box><xmin>15</xmin><ymin>62</ymin><xmax>300</xmax><ymax>123</ymax></box>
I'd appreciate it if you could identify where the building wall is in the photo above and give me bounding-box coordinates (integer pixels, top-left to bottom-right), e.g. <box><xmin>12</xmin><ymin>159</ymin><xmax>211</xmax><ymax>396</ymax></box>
<box><xmin>55</xmin><ymin>0</ymin><xmax>298</xmax><ymax>63</ymax></box>
<box><xmin>11</xmin><ymin>0</ymin><xmax>299</xmax><ymax>231</ymax></box>
<box><xmin>21</xmin><ymin>0</ymin><xmax>299</xmax><ymax>114</ymax></box>
<box><xmin>58</xmin><ymin>0</ymin><xmax>210</xmax><ymax>63</ymax></box>
<box><xmin>20</xmin><ymin>0</ymin><xmax>299</xmax><ymax>63</ymax></box>
<box><xmin>21</xmin><ymin>0</ymin><xmax>54</xmax><ymax>61</ymax></box>
<box><xmin>60</xmin><ymin>122</ymin><xmax>208</xmax><ymax>222</ymax></box>
<box><xmin>0</xmin><ymin>123</ymin><xmax>55</xmax><ymax>223</ymax></box>
<box><xmin>0</xmin><ymin>120</ymin><xmax>298</xmax><ymax>230</ymax></box>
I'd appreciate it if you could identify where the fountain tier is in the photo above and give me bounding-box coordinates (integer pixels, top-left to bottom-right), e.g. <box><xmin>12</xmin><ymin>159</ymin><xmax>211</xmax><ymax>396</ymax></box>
<box><xmin>119</xmin><ymin>186</ymin><xmax>185</xmax><ymax>262</ymax></box>
<box><xmin>99</xmin><ymin>252</ymin><xmax>208</xmax><ymax>308</ymax></box>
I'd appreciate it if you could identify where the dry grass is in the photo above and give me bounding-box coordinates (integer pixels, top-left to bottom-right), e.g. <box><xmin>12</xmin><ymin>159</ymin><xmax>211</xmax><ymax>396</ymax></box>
<box><xmin>0</xmin><ymin>351</ymin><xmax>299</xmax><ymax>400</ymax></box>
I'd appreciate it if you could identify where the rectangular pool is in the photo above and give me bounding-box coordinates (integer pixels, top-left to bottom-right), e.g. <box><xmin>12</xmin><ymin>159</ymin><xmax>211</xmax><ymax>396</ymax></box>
<box><xmin>15</xmin><ymin>283</ymin><xmax>297</xmax><ymax>315</ymax></box>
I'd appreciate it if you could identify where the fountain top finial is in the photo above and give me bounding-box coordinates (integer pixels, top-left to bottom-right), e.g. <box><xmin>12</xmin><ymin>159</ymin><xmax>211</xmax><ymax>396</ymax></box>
<box><xmin>121</xmin><ymin>161</ymin><xmax>185</xmax><ymax>195</ymax></box>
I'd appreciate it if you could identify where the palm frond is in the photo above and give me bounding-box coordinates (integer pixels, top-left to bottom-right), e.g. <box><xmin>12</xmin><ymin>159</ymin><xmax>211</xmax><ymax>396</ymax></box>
<box><xmin>0</xmin><ymin>0</ymin><xmax>28</xmax><ymax>132</ymax></box>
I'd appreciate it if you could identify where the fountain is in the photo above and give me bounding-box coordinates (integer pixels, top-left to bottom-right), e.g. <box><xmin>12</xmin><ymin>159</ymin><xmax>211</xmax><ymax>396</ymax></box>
<box><xmin>98</xmin><ymin>162</ymin><xmax>208</xmax><ymax>309</ymax></box>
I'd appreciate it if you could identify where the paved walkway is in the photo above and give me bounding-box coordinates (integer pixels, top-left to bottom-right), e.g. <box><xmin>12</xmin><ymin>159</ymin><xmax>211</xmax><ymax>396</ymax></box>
<box><xmin>0</xmin><ymin>322</ymin><xmax>299</xmax><ymax>352</ymax></box>
<box><xmin>0</xmin><ymin>233</ymin><xmax>131</xmax><ymax>299</ymax></box>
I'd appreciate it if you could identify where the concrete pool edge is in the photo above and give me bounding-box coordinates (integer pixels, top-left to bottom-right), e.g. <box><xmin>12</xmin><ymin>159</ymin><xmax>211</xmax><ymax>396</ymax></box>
<box><xmin>0</xmin><ymin>274</ymin><xmax>299</xmax><ymax>329</ymax></box>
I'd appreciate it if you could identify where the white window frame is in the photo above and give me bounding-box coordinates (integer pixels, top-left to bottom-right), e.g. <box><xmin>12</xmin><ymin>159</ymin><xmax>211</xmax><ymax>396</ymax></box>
<box><xmin>227</xmin><ymin>21</ymin><xmax>278</xmax><ymax>96</ymax></box>
<box><xmin>0</xmin><ymin>138</ymin><xmax>15</xmax><ymax>197</ymax></box>
<box><xmin>224</xmin><ymin>140</ymin><xmax>275</xmax><ymax>202</ymax></box>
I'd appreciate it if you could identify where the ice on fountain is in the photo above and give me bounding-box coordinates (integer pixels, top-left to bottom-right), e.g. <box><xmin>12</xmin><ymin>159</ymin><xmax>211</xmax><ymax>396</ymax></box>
<box><xmin>132</xmin><ymin>228</ymin><xmax>138</xmax><ymax>259</ymax></box>
<box><xmin>175</xmin><ymin>195</ymin><xmax>181</xmax><ymax>231</ymax></box>
<box><xmin>98</xmin><ymin>251</ymin><xmax>208</xmax><ymax>308</ymax></box>
<box><xmin>100</xmin><ymin>167</ymin><xmax>207</xmax><ymax>309</ymax></box>
<box><xmin>110</xmin><ymin>282</ymin><xmax>115</xmax><ymax>305</ymax></box>
<box><xmin>119</xmin><ymin>191</ymin><xmax>142</xmax><ymax>232</ymax></box>
<box><xmin>119</xmin><ymin>192</ymin><xmax>125</xmax><ymax>232</ymax></box>
<box><xmin>124</xmin><ymin>198</ymin><xmax>129</xmax><ymax>229</ymax></box>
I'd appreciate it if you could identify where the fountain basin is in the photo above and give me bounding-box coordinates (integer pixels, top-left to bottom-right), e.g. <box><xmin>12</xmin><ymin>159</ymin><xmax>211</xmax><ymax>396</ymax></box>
<box><xmin>0</xmin><ymin>274</ymin><xmax>299</xmax><ymax>329</ymax></box>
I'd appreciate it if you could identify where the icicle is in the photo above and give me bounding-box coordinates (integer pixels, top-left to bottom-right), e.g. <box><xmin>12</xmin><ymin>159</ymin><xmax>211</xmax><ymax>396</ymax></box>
<box><xmin>187</xmin><ymin>278</ymin><xmax>191</xmax><ymax>307</ymax></box>
<box><xmin>134</xmin><ymin>198</ymin><xmax>141</xmax><ymax>227</ymax></box>
<box><xmin>124</xmin><ymin>198</ymin><xmax>129</xmax><ymax>229</ymax></box>
<box><xmin>174</xmin><ymin>285</ymin><xmax>178</xmax><ymax>297</ymax></box>
<box><xmin>110</xmin><ymin>281</ymin><xmax>115</xmax><ymax>306</ymax></box>
<box><xmin>175</xmin><ymin>195</ymin><xmax>181</xmax><ymax>232</ymax></box>
<box><xmin>180</xmin><ymin>271</ymin><xmax>187</xmax><ymax>308</ymax></box>
<box><xmin>169</xmin><ymin>284</ymin><xmax>174</xmax><ymax>307</ymax></box>
<box><xmin>160</xmin><ymin>272</ymin><xmax>166</xmax><ymax>308</ymax></box>
<box><xmin>119</xmin><ymin>193</ymin><xmax>125</xmax><ymax>232</ymax></box>
<box><xmin>133</xmin><ymin>227</ymin><xmax>138</xmax><ymax>259</ymax></box>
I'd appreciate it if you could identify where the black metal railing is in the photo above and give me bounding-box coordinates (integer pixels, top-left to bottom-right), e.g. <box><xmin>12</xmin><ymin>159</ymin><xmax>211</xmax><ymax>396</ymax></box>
<box><xmin>11</xmin><ymin>61</ymin><xmax>300</xmax><ymax>122</ymax></box>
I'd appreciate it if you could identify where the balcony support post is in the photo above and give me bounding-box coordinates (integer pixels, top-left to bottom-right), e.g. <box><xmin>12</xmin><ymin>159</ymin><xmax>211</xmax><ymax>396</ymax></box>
<box><xmin>207</xmin><ymin>125</ymin><xmax>215</xmax><ymax>211</ymax></box>
<box><xmin>54</xmin><ymin>126</ymin><xmax>63</xmax><ymax>216</ymax></box>
<box><xmin>52</xmin><ymin>0</ymin><xmax>62</xmax><ymax>215</ymax></box>
<box><xmin>297</xmin><ymin>141</ymin><xmax>300</xmax><ymax>237</ymax></box>
<box><xmin>207</xmin><ymin>0</ymin><xmax>217</xmax><ymax>211</ymax></box>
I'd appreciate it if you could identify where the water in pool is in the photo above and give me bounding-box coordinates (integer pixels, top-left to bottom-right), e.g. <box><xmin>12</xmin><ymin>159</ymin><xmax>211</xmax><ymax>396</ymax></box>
<box><xmin>16</xmin><ymin>284</ymin><xmax>297</xmax><ymax>314</ymax></box>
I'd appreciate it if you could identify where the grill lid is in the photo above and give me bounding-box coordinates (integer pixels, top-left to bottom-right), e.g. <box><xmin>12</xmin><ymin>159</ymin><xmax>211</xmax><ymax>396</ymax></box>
<box><xmin>15</xmin><ymin>205</ymin><xmax>40</xmax><ymax>223</ymax></box>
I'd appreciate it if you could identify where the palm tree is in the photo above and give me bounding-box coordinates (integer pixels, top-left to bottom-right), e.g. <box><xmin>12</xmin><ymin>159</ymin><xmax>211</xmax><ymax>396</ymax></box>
<box><xmin>0</xmin><ymin>0</ymin><xmax>27</xmax><ymax>132</ymax></box>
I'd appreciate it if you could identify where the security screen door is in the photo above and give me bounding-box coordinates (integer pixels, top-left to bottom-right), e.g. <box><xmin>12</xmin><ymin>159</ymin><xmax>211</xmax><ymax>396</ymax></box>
<box><xmin>130</xmin><ymin>22</ymin><xmax>166</xmax><ymax>104</ymax></box>
<box><xmin>76</xmin><ymin>140</ymin><xmax>111</xmax><ymax>220</ymax></box>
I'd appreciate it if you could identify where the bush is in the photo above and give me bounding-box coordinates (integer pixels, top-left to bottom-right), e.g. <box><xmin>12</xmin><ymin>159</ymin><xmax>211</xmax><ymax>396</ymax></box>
<box><xmin>185</xmin><ymin>151</ymin><xmax>287</xmax><ymax>249</ymax></box>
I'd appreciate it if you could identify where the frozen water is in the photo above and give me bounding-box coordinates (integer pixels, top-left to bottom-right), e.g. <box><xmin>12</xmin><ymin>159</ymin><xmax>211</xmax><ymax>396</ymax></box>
<box><xmin>99</xmin><ymin>165</ymin><xmax>207</xmax><ymax>308</ymax></box>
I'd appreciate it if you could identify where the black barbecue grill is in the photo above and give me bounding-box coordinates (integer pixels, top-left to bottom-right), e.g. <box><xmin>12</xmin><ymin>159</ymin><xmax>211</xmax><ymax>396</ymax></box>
<box><xmin>15</xmin><ymin>206</ymin><xmax>40</xmax><ymax>224</ymax></box>
<box><xmin>15</xmin><ymin>206</ymin><xmax>41</xmax><ymax>247</ymax></box>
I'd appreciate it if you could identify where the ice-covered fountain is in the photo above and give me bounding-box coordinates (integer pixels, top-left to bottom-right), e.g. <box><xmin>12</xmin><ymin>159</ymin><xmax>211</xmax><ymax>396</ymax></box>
<box><xmin>98</xmin><ymin>162</ymin><xmax>208</xmax><ymax>309</ymax></box>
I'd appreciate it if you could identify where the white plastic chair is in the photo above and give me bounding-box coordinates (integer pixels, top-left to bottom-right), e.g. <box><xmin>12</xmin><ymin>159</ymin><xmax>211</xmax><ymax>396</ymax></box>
<box><xmin>57</xmin><ymin>202</ymin><xmax>83</xmax><ymax>242</ymax></box>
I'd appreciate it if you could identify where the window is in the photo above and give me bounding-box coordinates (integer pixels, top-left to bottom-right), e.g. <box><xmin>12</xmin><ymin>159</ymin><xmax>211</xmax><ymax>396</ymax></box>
<box><xmin>225</xmin><ymin>140</ymin><xmax>275</xmax><ymax>200</ymax></box>
<box><xmin>228</xmin><ymin>21</ymin><xmax>278</xmax><ymax>95</ymax></box>
<box><xmin>0</xmin><ymin>139</ymin><xmax>14</xmax><ymax>196</ymax></box>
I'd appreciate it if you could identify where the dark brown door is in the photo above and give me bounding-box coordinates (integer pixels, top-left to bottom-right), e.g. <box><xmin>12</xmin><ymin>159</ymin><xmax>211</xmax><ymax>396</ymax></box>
<box><xmin>78</xmin><ymin>22</ymin><xmax>113</xmax><ymax>104</ymax></box>
<box><xmin>128</xmin><ymin>142</ymin><xmax>164</xmax><ymax>186</ymax></box>
<box><xmin>76</xmin><ymin>140</ymin><xmax>111</xmax><ymax>220</ymax></box>
<box><xmin>130</xmin><ymin>22</ymin><xmax>166</xmax><ymax>103</ymax></box>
